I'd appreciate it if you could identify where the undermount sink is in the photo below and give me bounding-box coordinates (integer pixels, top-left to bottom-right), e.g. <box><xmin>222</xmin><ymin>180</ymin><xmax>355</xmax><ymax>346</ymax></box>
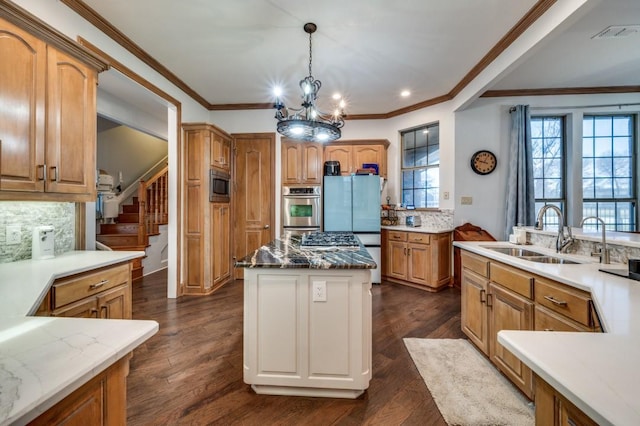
<box><xmin>483</xmin><ymin>246</ymin><xmax>581</xmax><ymax>264</ymax></box>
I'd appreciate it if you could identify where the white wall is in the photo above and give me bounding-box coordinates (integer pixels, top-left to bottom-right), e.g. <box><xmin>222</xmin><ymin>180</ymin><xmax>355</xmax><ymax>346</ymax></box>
<box><xmin>455</xmin><ymin>92</ymin><xmax>640</xmax><ymax>240</ymax></box>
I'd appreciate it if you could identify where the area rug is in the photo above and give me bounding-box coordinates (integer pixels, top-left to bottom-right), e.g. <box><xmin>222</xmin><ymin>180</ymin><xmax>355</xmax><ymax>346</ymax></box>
<box><xmin>403</xmin><ymin>338</ymin><xmax>534</xmax><ymax>426</ymax></box>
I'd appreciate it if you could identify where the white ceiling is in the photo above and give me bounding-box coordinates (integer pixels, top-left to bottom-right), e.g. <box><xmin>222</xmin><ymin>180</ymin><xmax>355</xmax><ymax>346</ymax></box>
<box><xmin>85</xmin><ymin>0</ymin><xmax>640</xmax><ymax>117</ymax></box>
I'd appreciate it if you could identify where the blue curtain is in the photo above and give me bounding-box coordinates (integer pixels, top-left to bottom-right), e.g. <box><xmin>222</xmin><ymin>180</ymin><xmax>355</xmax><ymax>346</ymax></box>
<box><xmin>505</xmin><ymin>105</ymin><xmax>535</xmax><ymax>238</ymax></box>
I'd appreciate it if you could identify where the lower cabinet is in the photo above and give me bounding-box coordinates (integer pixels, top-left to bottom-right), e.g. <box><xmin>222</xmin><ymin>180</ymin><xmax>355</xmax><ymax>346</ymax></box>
<box><xmin>37</xmin><ymin>261</ymin><xmax>132</xmax><ymax>319</ymax></box>
<box><xmin>535</xmin><ymin>375</ymin><xmax>598</xmax><ymax>426</ymax></box>
<box><xmin>212</xmin><ymin>202</ymin><xmax>231</xmax><ymax>285</ymax></box>
<box><xmin>243</xmin><ymin>268</ymin><xmax>372</xmax><ymax>398</ymax></box>
<box><xmin>29</xmin><ymin>356</ymin><xmax>129</xmax><ymax>426</ymax></box>
<box><xmin>382</xmin><ymin>230</ymin><xmax>452</xmax><ymax>291</ymax></box>
<box><xmin>460</xmin><ymin>249</ymin><xmax>601</xmax><ymax>402</ymax></box>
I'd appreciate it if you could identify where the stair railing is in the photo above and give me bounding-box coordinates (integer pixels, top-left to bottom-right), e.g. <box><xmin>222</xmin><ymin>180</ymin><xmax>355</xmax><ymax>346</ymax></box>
<box><xmin>138</xmin><ymin>165</ymin><xmax>169</xmax><ymax>237</ymax></box>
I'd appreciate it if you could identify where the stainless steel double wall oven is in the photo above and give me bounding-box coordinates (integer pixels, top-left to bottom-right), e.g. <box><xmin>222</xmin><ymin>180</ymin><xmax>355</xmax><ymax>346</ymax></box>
<box><xmin>282</xmin><ymin>185</ymin><xmax>321</xmax><ymax>235</ymax></box>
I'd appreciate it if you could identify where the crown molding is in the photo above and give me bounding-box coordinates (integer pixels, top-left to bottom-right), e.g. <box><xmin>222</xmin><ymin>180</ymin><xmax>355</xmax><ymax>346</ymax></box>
<box><xmin>481</xmin><ymin>86</ymin><xmax>640</xmax><ymax>98</ymax></box>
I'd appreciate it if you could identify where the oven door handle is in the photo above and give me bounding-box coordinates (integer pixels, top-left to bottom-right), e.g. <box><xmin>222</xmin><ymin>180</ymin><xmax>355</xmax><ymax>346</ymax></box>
<box><xmin>283</xmin><ymin>196</ymin><xmax>320</xmax><ymax>200</ymax></box>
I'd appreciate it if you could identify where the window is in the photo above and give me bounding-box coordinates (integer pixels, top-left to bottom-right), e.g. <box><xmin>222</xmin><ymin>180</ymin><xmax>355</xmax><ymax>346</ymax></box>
<box><xmin>531</xmin><ymin>116</ymin><xmax>565</xmax><ymax>227</ymax></box>
<box><xmin>401</xmin><ymin>123</ymin><xmax>439</xmax><ymax>208</ymax></box>
<box><xmin>582</xmin><ymin>115</ymin><xmax>636</xmax><ymax>231</ymax></box>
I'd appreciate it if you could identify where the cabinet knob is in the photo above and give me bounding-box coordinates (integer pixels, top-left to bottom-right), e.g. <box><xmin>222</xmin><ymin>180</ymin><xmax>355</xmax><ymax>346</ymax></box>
<box><xmin>264</xmin><ymin>224</ymin><xmax>270</xmax><ymax>229</ymax></box>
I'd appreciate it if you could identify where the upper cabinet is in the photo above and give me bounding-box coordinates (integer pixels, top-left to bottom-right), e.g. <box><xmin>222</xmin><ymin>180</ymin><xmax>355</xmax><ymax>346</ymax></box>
<box><xmin>281</xmin><ymin>139</ymin><xmax>322</xmax><ymax>185</ymax></box>
<box><xmin>0</xmin><ymin>6</ymin><xmax>107</xmax><ymax>202</ymax></box>
<box><xmin>211</xmin><ymin>129</ymin><xmax>231</xmax><ymax>172</ymax></box>
<box><xmin>323</xmin><ymin>139</ymin><xmax>390</xmax><ymax>178</ymax></box>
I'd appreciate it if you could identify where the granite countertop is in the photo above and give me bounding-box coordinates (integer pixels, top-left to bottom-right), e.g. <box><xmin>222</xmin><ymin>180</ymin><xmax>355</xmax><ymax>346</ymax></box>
<box><xmin>455</xmin><ymin>241</ymin><xmax>640</xmax><ymax>426</ymax></box>
<box><xmin>381</xmin><ymin>225</ymin><xmax>454</xmax><ymax>234</ymax></box>
<box><xmin>235</xmin><ymin>234</ymin><xmax>376</xmax><ymax>269</ymax></box>
<box><xmin>0</xmin><ymin>251</ymin><xmax>159</xmax><ymax>425</ymax></box>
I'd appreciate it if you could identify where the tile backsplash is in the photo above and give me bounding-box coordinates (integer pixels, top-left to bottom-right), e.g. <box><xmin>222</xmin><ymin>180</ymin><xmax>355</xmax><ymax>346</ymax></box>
<box><xmin>0</xmin><ymin>202</ymin><xmax>75</xmax><ymax>263</ymax></box>
<box><xmin>395</xmin><ymin>209</ymin><xmax>454</xmax><ymax>230</ymax></box>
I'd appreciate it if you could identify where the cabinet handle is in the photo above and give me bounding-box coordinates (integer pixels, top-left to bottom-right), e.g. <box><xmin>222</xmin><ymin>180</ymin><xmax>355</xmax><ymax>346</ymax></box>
<box><xmin>486</xmin><ymin>293</ymin><xmax>493</xmax><ymax>308</ymax></box>
<box><xmin>544</xmin><ymin>328</ymin><xmax>554</xmax><ymax>332</ymax></box>
<box><xmin>480</xmin><ymin>289</ymin><xmax>486</xmax><ymax>304</ymax></box>
<box><xmin>50</xmin><ymin>166</ymin><xmax>58</xmax><ymax>182</ymax></box>
<box><xmin>89</xmin><ymin>279</ymin><xmax>108</xmax><ymax>290</ymax></box>
<box><xmin>403</xmin><ymin>247</ymin><xmax>407</xmax><ymax>255</ymax></box>
<box><xmin>100</xmin><ymin>305</ymin><xmax>107</xmax><ymax>318</ymax></box>
<box><xmin>37</xmin><ymin>164</ymin><xmax>46</xmax><ymax>181</ymax></box>
<box><xmin>90</xmin><ymin>308</ymin><xmax>99</xmax><ymax>318</ymax></box>
<box><xmin>407</xmin><ymin>248</ymin><xmax>411</xmax><ymax>256</ymax></box>
<box><xmin>544</xmin><ymin>295</ymin><xmax>568</xmax><ymax>306</ymax></box>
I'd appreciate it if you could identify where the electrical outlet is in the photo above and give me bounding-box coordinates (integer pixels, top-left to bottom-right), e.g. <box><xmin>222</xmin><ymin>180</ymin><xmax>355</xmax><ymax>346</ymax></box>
<box><xmin>312</xmin><ymin>281</ymin><xmax>327</xmax><ymax>302</ymax></box>
<box><xmin>443</xmin><ymin>191</ymin><xmax>450</xmax><ymax>200</ymax></box>
<box><xmin>6</xmin><ymin>225</ymin><xmax>21</xmax><ymax>245</ymax></box>
<box><xmin>461</xmin><ymin>196</ymin><xmax>473</xmax><ymax>205</ymax></box>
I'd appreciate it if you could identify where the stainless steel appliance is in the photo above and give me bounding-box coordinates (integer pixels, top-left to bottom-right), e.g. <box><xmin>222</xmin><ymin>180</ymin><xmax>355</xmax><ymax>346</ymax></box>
<box><xmin>210</xmin><ymin>169</ymin><xmax>230</xmax><ymax>203</ymax></box>
<box><xmin>324</xmin><ymin>161</ymin><xmax>341</xmax><ymax>176</ymax></box>
<box><xmin>282</xmin><ymin>185</ymin><xmax>321</xmax><ymax>235</ymax></box>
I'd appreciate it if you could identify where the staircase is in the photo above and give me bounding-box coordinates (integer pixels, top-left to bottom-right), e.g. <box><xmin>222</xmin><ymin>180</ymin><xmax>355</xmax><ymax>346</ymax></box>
<box><xmin>97</xmin><ymin>166</ymin><xmax>169</xmax><ymax>281</ymax></box>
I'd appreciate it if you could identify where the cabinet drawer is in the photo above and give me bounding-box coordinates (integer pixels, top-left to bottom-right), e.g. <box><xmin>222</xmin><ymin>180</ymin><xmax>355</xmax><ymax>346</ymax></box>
<box><xmin>407</xmin><ymin>233</ymin><xmax>430</xmax><ymax>244</ymax></box>
<box><xmin>534</xmin><ymin>305</ymin><xmax>591</xmax><ymax>332</ymax></box>
<box><xmin>387</xmin><ymin>231</ymin><xmax>407</xmax><ymax>242</ymax></box>
<box><xmin>535</xmin><ymin>278</ymin><xmax>592</xmax><ymax>327</ymax></box>
<box><xmin>52</xmin><ymin>263</ymin><xmax>129</xmax><ymax>308</ymax></box>
<box><xmin>461</xmin><ymin>250</ymin><xmax>489</xmax><ymax>278</ymax></box>
<box><xmin>490</xmin><ymin>262</ymin><xmax>533</xmax><ymax>299</ymax></box>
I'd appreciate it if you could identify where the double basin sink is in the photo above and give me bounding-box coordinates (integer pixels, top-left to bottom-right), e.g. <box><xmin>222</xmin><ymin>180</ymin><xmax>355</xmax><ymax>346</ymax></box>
<box><xmin>484</xmin><ymin>247</ymin><xmax>580</xmax><ymax>264</ymax></box>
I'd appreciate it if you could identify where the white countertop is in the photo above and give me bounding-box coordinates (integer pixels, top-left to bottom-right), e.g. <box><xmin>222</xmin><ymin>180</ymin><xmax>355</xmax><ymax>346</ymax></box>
<box><xmin>381</xmin><ymin>225</ymin><xmax>453</xmax><ymax>234</ymax></box>
<box><xmin>0</xmin><ymin>251</ymin><xmax>159</xmax><ymax>425</ymax></box>
<box><xmin>454</xmin><ymin>241</ymin><xmax>640</xmax><ymax>426</ymax></box>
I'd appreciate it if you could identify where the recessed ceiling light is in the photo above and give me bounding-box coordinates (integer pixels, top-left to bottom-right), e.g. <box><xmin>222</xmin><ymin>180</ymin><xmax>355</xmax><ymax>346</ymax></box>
<box><xmin>332</xmin><ymin>93</ymin><xmax>342</xmax><ymax>100</ymax></box>
<box><xmin>401</xmin><ymin>90</ymin><xmax>411</xmax><ymax>97</ymax></box>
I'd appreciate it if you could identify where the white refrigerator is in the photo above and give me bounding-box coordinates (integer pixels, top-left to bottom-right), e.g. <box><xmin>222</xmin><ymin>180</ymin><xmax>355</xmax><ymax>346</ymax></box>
<box><xmin>323</xmin><ymin>175</ymin><xmax>381</xmax><ymax>283</ymax></box>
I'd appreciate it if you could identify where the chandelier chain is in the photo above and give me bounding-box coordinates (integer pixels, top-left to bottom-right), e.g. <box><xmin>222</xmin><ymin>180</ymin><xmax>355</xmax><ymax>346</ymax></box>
<box><xmin>308</xmin><ymin>31</ymin><xmax>313</xmax><ymax>77</ymax></box>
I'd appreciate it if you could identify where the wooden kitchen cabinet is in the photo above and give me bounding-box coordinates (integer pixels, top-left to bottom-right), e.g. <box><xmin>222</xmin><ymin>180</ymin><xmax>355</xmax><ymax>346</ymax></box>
<box><xmin>212</xmin><ymin>202</ymin><xmax>231</xmax><ymax>285</ymax></box>
<box><xmin>183</xmin><ymin>123</ymin><xmax>234</xmax><ymax>295</ymax></box>
<box><xmin>460</xmin><ymin>249</ymin><xmax>602</xmax><ymax>401</ymax></box>
<box><xmin>211</xmin><ymin>129</ymin><xmax>231</xmax><ymax>172</ymax></box>
<box><xmin>281</xmin><ymin>139</ymin><xmax>322</xmax><ymax>184</ymax></box>
<box><xmin>29</xmin><ymin>355</ymin><xmax>129</xmax><ymax>426</ymax></box>
<box><xmin>38</xmin><ymin>262</ymin><xmax>132</xmax><ymax>319</ymax></box>
<box><xmin>535</xmin><ymin>375</ymin><xmax>598</xmax><ymax>426</ymax></box>
<box><xmin>0</xmin><ymin>15</ymin><xmax>106</xmax><ymax>201</ymax></box>
<box><xmin>324</xmin><ymin>139</ymin><xmax>390</xmax><ymax>178</ymax></box>
<box><xmin>382</xmin><ymin>230</ymin><xmax>452</xmax><ymax>291</ymax></box>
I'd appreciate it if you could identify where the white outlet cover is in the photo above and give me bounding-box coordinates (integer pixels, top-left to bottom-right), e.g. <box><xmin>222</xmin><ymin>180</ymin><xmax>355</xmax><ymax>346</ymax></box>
<box><xmin>6</xmin><ymin>225</ymin><xmax>21</xmax><ymax>245</ymax></box>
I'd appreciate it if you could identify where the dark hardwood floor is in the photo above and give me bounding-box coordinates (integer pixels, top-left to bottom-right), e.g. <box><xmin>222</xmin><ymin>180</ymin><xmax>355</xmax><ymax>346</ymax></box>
<box><xmin>128</xmin><ymin>270</ymin><xmax>465</xmax><ymax>425</ymax></box>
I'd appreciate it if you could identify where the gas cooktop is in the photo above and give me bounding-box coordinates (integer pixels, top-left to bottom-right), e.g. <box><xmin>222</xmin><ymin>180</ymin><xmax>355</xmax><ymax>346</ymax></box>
<box><xmin>300</xmin><ymin>232</ymin><xmax>361</xmax><ymax>249</ymax></box>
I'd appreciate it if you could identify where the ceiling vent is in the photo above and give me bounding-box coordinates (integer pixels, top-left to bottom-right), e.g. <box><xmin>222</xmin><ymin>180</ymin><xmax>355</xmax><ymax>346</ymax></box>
<box><xmin>592</xmin><ymin>25</ymin><xmax>640</xmax><ymax>39</ymax></box>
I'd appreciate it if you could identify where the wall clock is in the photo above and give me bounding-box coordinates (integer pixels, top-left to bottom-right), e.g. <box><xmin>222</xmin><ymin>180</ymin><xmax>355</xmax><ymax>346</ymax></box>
<box><xmin>470</xmin><ymin>150</ymin><xmax>497</xmax><ymax>175</ymax></box>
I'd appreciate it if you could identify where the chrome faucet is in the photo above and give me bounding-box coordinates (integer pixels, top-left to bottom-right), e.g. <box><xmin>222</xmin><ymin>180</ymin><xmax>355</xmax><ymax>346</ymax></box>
<box><xmin>580</xmin><ymin>216</ymin><xmax>610</xmax><ymax>264</ymax></box>
<box><xmin>534</xmin><ymin>205</ymin><xmax>574</xmax><ymax>253</ymax></box>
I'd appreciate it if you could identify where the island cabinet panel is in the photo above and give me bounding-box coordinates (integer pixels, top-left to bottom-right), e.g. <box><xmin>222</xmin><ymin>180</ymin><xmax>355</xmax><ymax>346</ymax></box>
<box><xmin>535</xmin><ymin>375</ymin><xmax>598</xmax><ymax>426</ymax></box>
<box><xmin>382</xmin><ymin>230</ymin><xmax>452</xmax><ymax>291</ymax></box>
<box><xmin>244</xmin><ymin>269</ymin><xmax>372</xmax><ymax>398</ymax></box>
<box><xmin>0</xmin><ymin>16</ymin><xmax>102</xmax><ymax>202</ymax></box>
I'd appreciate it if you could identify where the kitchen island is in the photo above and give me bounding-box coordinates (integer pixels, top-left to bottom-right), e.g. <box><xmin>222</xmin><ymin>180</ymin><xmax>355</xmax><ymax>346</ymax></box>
<box><xmin>0</xmin><ymin>251</ymin><xmax>158</xmax><ymax>425</ymax></box>
<box><xmin>235</xmin><ymin>232</ymin><xmax>375</xmax><ymax>398</ymax></box>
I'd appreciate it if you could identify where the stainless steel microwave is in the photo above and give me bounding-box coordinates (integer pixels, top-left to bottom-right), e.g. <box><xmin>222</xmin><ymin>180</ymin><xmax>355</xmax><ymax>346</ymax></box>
<box><xmin>210</xmin><ymin>169</ymin><xmax>230</xmax><ymax>202</ymax></box>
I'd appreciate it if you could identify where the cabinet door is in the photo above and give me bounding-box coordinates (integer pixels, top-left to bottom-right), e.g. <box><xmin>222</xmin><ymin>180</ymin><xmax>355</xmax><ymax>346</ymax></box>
<box><xmin>407</xmin><ymin>242</ymin><xmax>431</xmax><ymax>285</ymax></box>
<box><xmin>98</xmin><ymin>285</ymin><xmax>131</xmax><ymax>319</ymax></box>
<box><xmin>353</xmin><ymin>145</ymin><xmax>383</xmax><ymax>174</ymax></box>
<box><xmin>461</xmin><ymin>268</ymin><xmax>489</xmax><ymax>355</ymax></box>
<box><xmin>489</xmin><ymin>283</ymin><xmax>534</xmax><ymax>399</ymax></box>
<box><xmin>46</xmin><ymin>47</ymin><xmax>96</xmax><ymax>198</ymax></box>
<box><xmin>53</xmin><ymin>297</ymin><xmax>99</xmax><ymax>318</ymax></box>
<box><xmin>211</xmin><ymin>132</ymin><xmax>231</xmax><ymax>171</ymax></box>
<box><xmin>388</xmin><ymin>241</ymin><xmax>407</xmax><ymax>280</ymax></box>
<box><xmin>324</xmin><ymin>145</ymin><xmax>352</xmax><ymax>175</ymax></box>
<box><xmin>302</xmin><ymin>143</ymin><xmax>322</xmax><ymax>184</ymax></box>
<box><xmin>212</xmin><ymin>203</ymin><xmax>231</xmax><ymax>284</ymax></box>
<box><xmin>282</xmin><ymin>142</ymin><xmax>302</xmax><ymax>184</ymax></box>
<box><xmin>0</xmin><ymin>19</ymin><xmax>46</xmax><ymax>192</ymax></box>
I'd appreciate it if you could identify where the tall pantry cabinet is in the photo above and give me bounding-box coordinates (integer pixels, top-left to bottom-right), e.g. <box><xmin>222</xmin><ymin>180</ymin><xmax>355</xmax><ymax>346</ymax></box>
<box><xmin>0</xmin><ymin>12</ymin><xmax>107</xmax><ymax>201</ymax></box>
<box><xmin>182</xmin><ymin>123</ymin><xmax>233</xmax><ymax>295</ymax></box>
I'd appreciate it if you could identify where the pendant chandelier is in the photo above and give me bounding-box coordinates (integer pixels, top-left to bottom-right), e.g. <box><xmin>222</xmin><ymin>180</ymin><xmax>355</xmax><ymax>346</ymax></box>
<box><xmin>274</xmin><ymin>23</ymin><xmax>345</xmax><ymax>142</ymax></box>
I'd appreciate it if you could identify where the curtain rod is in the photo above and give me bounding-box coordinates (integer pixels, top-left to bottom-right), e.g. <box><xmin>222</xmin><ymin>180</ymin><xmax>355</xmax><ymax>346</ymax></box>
<box><xmin>524</xmin><ymin>102</ymin><xmax>640</xmax><ymax>111</ymax></box>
